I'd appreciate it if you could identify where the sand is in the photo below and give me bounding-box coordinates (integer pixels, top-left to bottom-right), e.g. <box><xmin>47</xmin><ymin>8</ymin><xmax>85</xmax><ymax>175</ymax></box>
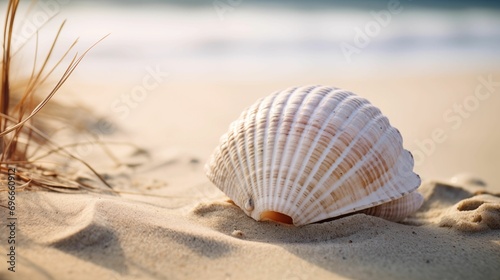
<box><xmin>1</xmin><ymin>71</ymin><xmax>500</xmax><ymax>279</ymax></box>
<box><xmin>2</xmin><ymin>180</ymin><xmax>499</xmax><ymax>279</ymax></box>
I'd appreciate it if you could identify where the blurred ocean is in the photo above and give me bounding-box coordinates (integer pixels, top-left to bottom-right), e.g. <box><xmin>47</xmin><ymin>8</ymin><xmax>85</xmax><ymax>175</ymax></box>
<box><xmin>47</xmin><ymin>0</ymin><xmax>500</xmax><ymax>9</ymax></box>
<box><xmin>4</xmin><ymin>0</ymin><xmax>500</xmax><ymax>80</ymax></box>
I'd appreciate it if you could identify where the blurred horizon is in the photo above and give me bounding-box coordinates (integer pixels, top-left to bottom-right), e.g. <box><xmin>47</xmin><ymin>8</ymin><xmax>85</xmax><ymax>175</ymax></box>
<box><xmin>1</xmin><ymin>0</ymin><xmax>499</xmax><ymax>81</ymax></box>
<box><xmin>48</xmin><ymin>0</ymin><xmax>500</xmax><ymax>10</ymax></box>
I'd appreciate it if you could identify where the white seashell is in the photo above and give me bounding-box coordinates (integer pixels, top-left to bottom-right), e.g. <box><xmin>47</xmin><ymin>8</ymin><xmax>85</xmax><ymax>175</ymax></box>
<box><xmin>205</xmin><ymin>85</ymin><xmax>423</xmax><ymax>226</ymax></box>
<box><xmin>360</xmin><ymin>191</ymin><xmax>424</xmax><ymax>221</ymax></box>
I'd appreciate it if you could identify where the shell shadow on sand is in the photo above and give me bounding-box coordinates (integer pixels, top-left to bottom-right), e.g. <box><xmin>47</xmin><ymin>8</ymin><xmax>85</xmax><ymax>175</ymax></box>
<box><xmin>191</xmin><ymin>180</ymin><xmax>500</xmax><ymax>279</ymax></box>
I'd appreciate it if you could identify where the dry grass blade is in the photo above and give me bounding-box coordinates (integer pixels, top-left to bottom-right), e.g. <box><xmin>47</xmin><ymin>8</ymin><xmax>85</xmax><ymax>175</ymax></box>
<box><xmin>1</xmin><ymin>112</ymin><xmax>114</xmax><ymax>190</ymax></box>
<box><xmin>0</xmin><ymin>34</ymin><xmax>108</xmax><ymax>138</ymax></box>
<box><xmin>0</xmin><ymin>0</ymin><xmax>113</xmax><ymax>194</ymax></box>
<box><xmin>1</xmin><ymin>0</ymin><xmax>19</xmax><ymax>131</ymax></box>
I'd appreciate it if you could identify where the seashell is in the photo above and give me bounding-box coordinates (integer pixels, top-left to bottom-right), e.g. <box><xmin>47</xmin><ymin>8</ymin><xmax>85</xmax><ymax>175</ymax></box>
<box><xmin>360</xmin><ymin>191</ymin><xmax>424</xmax><ymax>221</ymax></box>
<box><xmin>205</xmin><ymin>85</ymin><xmax>423</xmax><ymax>226</ymax></box>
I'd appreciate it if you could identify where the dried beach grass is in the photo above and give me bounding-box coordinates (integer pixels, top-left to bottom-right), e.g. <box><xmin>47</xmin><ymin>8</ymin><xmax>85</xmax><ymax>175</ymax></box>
<box><xmin>0</xmin><ymin>0</ymin><xmax>113</xmax><ymax>194</ymax></box>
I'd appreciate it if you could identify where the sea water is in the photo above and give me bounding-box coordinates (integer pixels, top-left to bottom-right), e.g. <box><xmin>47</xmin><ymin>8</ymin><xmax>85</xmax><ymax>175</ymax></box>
<box><xmin>4</xmin><ymin>0</ymin><xmax>500</xmax><ymax>80</ymax></box>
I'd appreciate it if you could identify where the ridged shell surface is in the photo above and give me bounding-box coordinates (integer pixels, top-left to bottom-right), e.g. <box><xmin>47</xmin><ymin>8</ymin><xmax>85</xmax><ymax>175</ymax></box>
<box><xmin>206</xmin><ymin>85</ymin><xmax>422</xmax><ymax>226</ymax></box>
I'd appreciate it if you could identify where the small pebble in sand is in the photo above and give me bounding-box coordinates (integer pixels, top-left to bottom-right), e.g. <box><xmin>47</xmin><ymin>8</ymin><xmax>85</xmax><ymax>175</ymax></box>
<box><xmin>244</xmin><ymin>198</ymin><xmax>254</xmax><ymax>211</ymax></box>
<box><xmin>231</xmin><ymin>230</ymin><xmax>245</xmax><ymax>238</ymax></box>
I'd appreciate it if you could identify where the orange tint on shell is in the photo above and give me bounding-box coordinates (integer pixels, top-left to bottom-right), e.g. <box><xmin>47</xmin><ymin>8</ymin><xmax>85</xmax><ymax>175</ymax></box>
<box><xmin>260</xmin><ymin>211</ymin><xmax>294</xmax><ymax>224</ymax></box>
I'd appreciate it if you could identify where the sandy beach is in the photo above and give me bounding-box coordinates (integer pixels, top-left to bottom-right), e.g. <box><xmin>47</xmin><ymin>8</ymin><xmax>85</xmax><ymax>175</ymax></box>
<box><xmin>1</xmin><ymin>1</ymin><xmax>500</xmax><ymax>279</ymax></box>
<box><xmin>1</xmin><ymin>70</ymin><xmax>499</xmax><ymax>280</ymax></box>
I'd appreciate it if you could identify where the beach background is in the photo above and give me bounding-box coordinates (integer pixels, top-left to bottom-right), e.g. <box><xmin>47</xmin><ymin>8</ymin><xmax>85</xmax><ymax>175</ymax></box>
<box><xmin>1</xmin><ymin>0</ymin><xmax>500</xmax><ymax>279</ymax></box>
